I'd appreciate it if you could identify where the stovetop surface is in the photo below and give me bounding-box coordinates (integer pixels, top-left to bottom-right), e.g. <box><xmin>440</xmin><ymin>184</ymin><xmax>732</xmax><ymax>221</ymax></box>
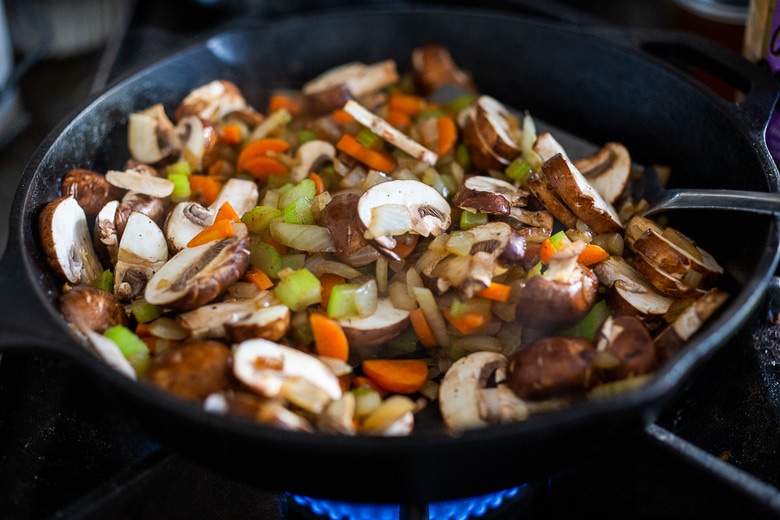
<box><xmin>3</xmin><ymin>1</ymin><xmax>780</xmax><ymax>518</ymax></box>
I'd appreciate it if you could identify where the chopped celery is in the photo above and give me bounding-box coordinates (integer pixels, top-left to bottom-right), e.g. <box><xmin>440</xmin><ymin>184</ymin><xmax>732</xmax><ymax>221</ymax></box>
<box><xmin>166</xmin><ymin>160</ymin><xmax>191</xmax><ymax>177</ymax></box>
<box><xmin>448</xmin><ymin>345</ymin><xmax>468</xmax><ymax>361</ymax></box>
<box><xmin>327</xmin><ymin>283</ymin><xmax>360</xmax><ymax>319</ymax></box>
<box><xmin>421</xmin><ymin>168</ymin><xmax>448</xmax><ymax>198</ymax></box>
<box><xmin>385</xmin><ymin>327</ymin><xmax>421</xmax><ymax>356</ymax></box>
<box><xmin>91</xmin><ymin>269</ymin><xmax>114</xmax><ymax>293</ymax></box>
<box><xmin>103</xmin><ymin>325</ymin><xmax>150</xmax><ymax>376</ymax></box>
<box><xmin>549</xmin><ymin>230</ymin><xmax>572</xmax><ymax>250</ymax></box>
<box><xmin>526</xmin><ymin>261</ymin><xmax>543</xmax><ymax>279</ymax></box>
<box><xmin>356</xmin><ymin>128</ymin><xmax>384</xmax><ymax>150</ymax></box>
<box><xmin>557</xmin><ymin>300</ymin><xmax>611</xmax><ymax>342</ymax></box>
<box><xmin>278</xmin><ymin>179</ymin><xmax>316</xmax><ymax>209</ymax></box>
<box><xmin>131</xmin><ymin>299</ymin><xmax>163</xmax><ymax>323</ymax></box>
<box><xmin>266</xmin><ymin>173</ymin><xmax>290</xmax><ymax>189</ymax></box>
<box><xmin>241</xmin><ymin>205</ymin><xmax>282</xmax><ymax>234</ymax></box>
<box><xmin>168</xmin><ymin>173</ymin><xmax>191</xmax><ymax>202</ymax></box>
<box><xmin>447</xmin><ymin>93</ymin><xmax>478</xmax><ymax>114</ymax></box>
<box><xmin>280</xmin><ymin>253</ymin><xmax>306</xmax><ymax>271</ymax></box>
<box><xmin>418</xmin><ymin>108</ymin><xmax>445</xmax><ymax>119</ymax></box>
<box><xmin>250</xmin><ymin>242</ymin><xmax>283</xmax><ymax>278</ymax></box>
<box><xmin>274</xmin><ymin>268</ymin><xmax>321</xmax><ymax>311</ymax></box>
<box><xmin>450</xmin><ymin>297</ymin><xmax>491</xmax><ymax>319</ymax></box>
<box><xmin>459</xmin><ymin>210</ymin><xmax>488</xmax><ymax>230</ymax></box>
<box><xmin>283</xmin><ymin>196</ymin><xmax>314</xmax><ymax>225</ymax></box>
<box><xmin>455</xmin><ymin>143</ymin><xmax>471</xmax><ymax>170</ymax></box>
<box><xmin>504</xmin><ymin>157</ymin><xmax>533</xmax><ymax>186</ymax></box>
<box><xmin>298</xmin><ymin>129</ymin><xmax>318</xmax><ymax>143</ymax></box>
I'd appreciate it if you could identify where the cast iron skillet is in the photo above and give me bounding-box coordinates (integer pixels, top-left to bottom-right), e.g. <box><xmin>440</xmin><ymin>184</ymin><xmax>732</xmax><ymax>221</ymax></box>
<box><xmin>1</xmin><ymin>5</ymin><xmax>779</xmax><ymax>503</ymax></box>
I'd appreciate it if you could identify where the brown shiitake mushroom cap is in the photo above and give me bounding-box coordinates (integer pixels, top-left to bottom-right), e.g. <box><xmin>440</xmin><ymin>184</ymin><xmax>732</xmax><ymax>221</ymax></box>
<box><xmin>508</xmin><ymin>336</ymin><xmax>597</xmax><ymax>400</ymax></box>
<box><xmin>147</xmin><ymin>339</ymin><xmax>233</xmax><ymax>401</ymax></box>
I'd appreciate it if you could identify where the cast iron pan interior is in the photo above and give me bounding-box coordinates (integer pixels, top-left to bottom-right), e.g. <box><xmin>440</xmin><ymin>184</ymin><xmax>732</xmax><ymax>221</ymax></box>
<box><xmin>1</xmin><ymin>6</ymin><xmax>779</xmax><ymax>502</ymax></box>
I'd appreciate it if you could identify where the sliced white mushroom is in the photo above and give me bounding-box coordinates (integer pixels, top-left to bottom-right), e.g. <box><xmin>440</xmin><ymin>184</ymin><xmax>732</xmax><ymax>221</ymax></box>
<box><xmin>178</xmin><ymin>297</ymin><xmax>266</xmax><ymax>339</ymax></box>
<box><xmin>127</xmin><ymin>103</ymin><xmax>180</xmax><ymax>164</ymax></box>
<box><xmin>337</xmin><ymin>298</ymin><xmax>410</xmax><ymax>352</ymax></box>
<box><xmin>452</xmin><ymin>176</ymin><xmax>529</xmax><ymax>216</ymax></box>
<box><xmin>654</xmin><ymin>288</ymin><xmax>730</xmax><ymax>361</ymax></box>
<box><xmin>208</xmin><ymin>177</ymin><xmax>259</xmax><ymax>218</ymax></box>
<box><xmin>532</xmin><ymin>131</ymin><xmax>568</xmax><ymax>162</ymax></box>
<box><xmin>105</xmin><ymin>169</ymin><xmax>175</xmax><ymax>198</ymax></box>
<box><xmin>176</xmin><ymin>115</ymin><xmax>220</xmax><ymax>172</ymax></box>
<box><xmin>232</xmin><ymin>338</ymin><xmax>342</xmax><ymax>401</ymax></box>
<box><xmin>343</xmin><ymin>99</ymin><xmax>439</xmax><ymax>165</ymax></box>
<box><xmin>573</xmin><ymin>142</ymin><xmax>631</xmax><ymax>205</ymax></box>
<box><xmin>174</xmin><ymin>79</ymin><xmax>247</xmax><ymax>122</ymax></box>
<box><xmin>39</xmin><ymin>195</ymin><xmax>104</xmax><ymax>286</ymax></box>
<box><xmin>164</xmin><ymin>201</ymin><xmax>214</xmax><ymax>254</ymax></box>
<box><xmin>289</xmin><ymin>139</ymin><xmax>336</xmax><ymax>182</ymax></box>
<box><xmin>93</xmin><ymin>199</ymin><xmax>120</xmax><ymax>266</ymax></box>
<box><xmin>317</xmin><ymin>392</ymin><xmax>357</xmax><ymax>435</ymax></box>
<box><xmin>438</xmin><ymin>351</ymin><xmax>509</xmax><ymax>430</ymax></box>
<box><xmin>145</xmin><ymin>221</ymin><xmax>250</xmax><ymax>310</ymax></box>
<box><xmin>302</xmin><ymin>60</ymin><xmax>399</xmax><ymax>113</ymax></box>
<box><xmin>357</xmin><ymin>179</ymin><xmax>451</xmax><ymax>251</ymax></box>
<box><xmin>473</xmin><ymin>95</ymin><xmax>521</xmax><ymax>162</ymax></box>
<box><xmin>114</xmin><ymin>211</ymin><xmax>169</xmax><ymax>301</ymax></box>
<box><xmin>225</xmin><ymin>304</ymin><xmax>291</xmax><ymax>343</ymax></box>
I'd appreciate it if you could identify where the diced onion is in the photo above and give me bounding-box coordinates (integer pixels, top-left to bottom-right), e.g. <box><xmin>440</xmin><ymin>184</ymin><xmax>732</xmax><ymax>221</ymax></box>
<box><xmin>270</xmin><ymin>221</ymin><xmax>335</xmax><ymax>252</ymax></box>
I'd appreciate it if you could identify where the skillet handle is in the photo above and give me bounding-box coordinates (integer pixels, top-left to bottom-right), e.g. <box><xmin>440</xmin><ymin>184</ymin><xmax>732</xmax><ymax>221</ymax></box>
<box><xmin>601</xmin><ymin>28</ymin><xmax>780</xmax><ymax>141</ymax></box>
<box><xmin>0</xmin><ymin>247</ymin><xmax>73</xmax><ymax>355</ymax></box>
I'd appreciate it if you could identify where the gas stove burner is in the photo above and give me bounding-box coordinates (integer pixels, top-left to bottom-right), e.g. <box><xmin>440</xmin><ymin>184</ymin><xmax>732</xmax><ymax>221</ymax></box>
<box><xmin>287</xmin><ymin>485</ymin><xmax>528</xmax><ymax>520</ymax></box>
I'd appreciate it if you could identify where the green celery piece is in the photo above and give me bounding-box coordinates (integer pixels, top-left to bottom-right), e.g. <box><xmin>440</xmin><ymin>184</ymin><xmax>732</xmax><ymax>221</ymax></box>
<box><xmin>549</xmin><ymin>230</ymin><xmax>572</xmax><ymax>250</ymax></box>
<box><xmin>91</xmin><ymin>269</ymin><xmax>114</xmax><ymax>293</ymax></box>
<box><xmin>421</xmin><ymin>168</ymin><xmax>448</xmax><ymax>198</ymax></box>
<box><xmin>278</xmin><ymin>179</ymin><xmax>316</xmax><ymax>209</ymax></box>
<box><xmin>327</xmin><ymin>283</ymin><xmax>360</xmax><ymax>319</ymax></box>
<box><xmin>168</xmin><ymin>173</ymin><xmax>191</xmax><ymax>202</ymax></box>
<box><xmin>283</xmin><ymin>196</ymin><xmax>314</xmax><ymax>225</ymax></box>
<box><xmin>356</xmin><ymin>128</ymin><xmax>384</xmax><ymax>150</ymax></box>
<box><xmin>166</xmin><ymin>160</ymin><xmax>191</xmax><ymax>177</ymax></box>
<box><xmin>274</xmin><ymin>268</ymin><xmax>321</xmax><ymax>311</ymax></box>
<box><xmin>280</xmin><ymin>253</ymin><xmax>306</xmax><ymax>271</ymax></box>
<box><xmin>557</xmin><ymin>300</ymin><xmax>611</xmax><ymax>342</ymax></box>
<box><xmin>504</xmin><ymin>157</ymin><xmax>533</xmax><ymax>186</ymax></box>
<box><xmin>298</xmin><ymin>130</ymin><xmax>318</xmax><ymax>144</ymax></box>
<box><xmin>250</xmin><ymin>242</ymin><xmax>283</xmax><ymax>278</ymax></box>
<box><xmin>450</xmin><ymin>297</ymin><xmax>491</xmax><ymax>319</ymax></box>
<box><xmin>131</xmin><ymin>299</ymin><xmax>163</xmax><ymax>323</ymax></box>
<box><xmin>459</xmin><ymin>210</ymin><xmax>488</xmax><ymax>230</ymax></box>
<box><xmin>455</xmin><ymin>143</ymin><xmax>471</xmax><ymax>170</ymax></box>
<box><xmin>103</xmin><ymin>325</ymin><xmax>150</xmax><ymax>375</ymax></box>
<box><xmin>242</xmin><ymin>206</ymin><xmax>282</xmax><ymax>234</ymax></box>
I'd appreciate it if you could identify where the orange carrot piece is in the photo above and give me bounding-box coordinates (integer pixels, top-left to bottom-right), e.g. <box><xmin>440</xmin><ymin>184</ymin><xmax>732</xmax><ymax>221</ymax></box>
<box><xmin>539</xmin><ymin>238</ymin><xmax>557</xmax><ymax>264</ymax></box>
<box><xmin>242</xmin><ymin>267</ymin><xmax>275</xmax><ymax>290</ymax></box>
<box><xmin>352</xmin><ymin>375</ymin><xmax>389</xmax><ymax>397</ymax></box>
<box><xmin>331</xmin><ymin>108</ymin><xmax>355</xmax><ymax>124</ymax></box>
<box><xmin>337</xmin><ymin>133</ymin><xmax>397</xmax><ymax>173</ymax></box>
<box><xmin>187</xmin><ymin>218</ymin><xmax>235</xmax><ymax>247</ymax></box>
<box><xmin>268</xmin><ymin>93</ymin><xmax>301</xmax><ymax>116</ymax></box>
<box><xmin>188</xmin><ymin>175</ymin><xmax>222</xmax><ymax>206</ymax></box>
<box><xmin>237</xmin><ymin>138</ymin><xmax>291</xmax><ymax>173</ymax></box>
<box><xmin>361</xmin><ymin>358</ymin><xmax>429</xmax><ymax>394</ymax></box>
<box><xmin>135</xmin><ymin>322</ymin><xmax>151</xmax><ymax>337</ymax></box>
<box><xmin>578</xmin><ymin>243</ymin><xmax>610</xmax><ymax>266</ymax></box>
<box><xmin>219</xmin><ymin>123</ymin><xmax>243</xmax><ymax>145</ymax></box>
<box><xmin>242</xmin><ymin>155</ymin><xmax>288</xmax><ymax>180</ymax></box>
<box><xmin>446</xmin><ymin>310</ymin><xmax>491</xmax><ymax>335</ymax></box>
<box><xmin>265</xmin><ymin>236</ymin><xmax>288</xmax><ymax>255</ymax></box>
<box><xmin>389</xmin><ymin>92</ymin><xmax>427</xmax><ymax>116</ymax></box>
<box><xmin>310</xmin><ymin>312</ymin><xmax>349</xmax><ymax>362</ymax></box>
<box><xmin>410</xmin><ymin>308</ymin><xmax>438</xmax><ymax>347</ymax></box>
<box><xmin>309</xmin><ymin>171</ymin><xmax>325</xmax><ymax>195</ymax></box>
<box><xmin>386</xmin><ymin>109</ymin><xmax>411</xmax><ymax>129</ymax></box>
<box><xmin>319</xmin><ymin>273</ymin><xmax>346</xmax><ymax>310</ymax></box>
<box><xmin>475</xmin><ymin>282</ymin><xmax>512</xmax><ymax>302</ymax></box>
<box><xmin>436</xmin><ymin>116</ymin><xmax>458</xmax><ymax>156</ymax></box>
<box><xmin>214</xmin><ymin>201</ymin><xmax>241</xmax><ymax>222</ymax></box>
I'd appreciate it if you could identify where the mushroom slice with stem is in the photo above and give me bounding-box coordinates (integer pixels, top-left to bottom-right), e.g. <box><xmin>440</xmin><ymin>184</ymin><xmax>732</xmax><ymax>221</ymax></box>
<box><xmin>542</xmin><ymin>153</ymin><xmax>623</xmax><ymax>234</ymax></box>
<box><xmin>208</xmin><ymin>177</ymin><xmax>259</xmax><ymax>219</ymax></box>
<box><xmin>357</xmin><ymin>179</ymin><xmax>451</xmax><ymax>252</ymax></box>
<box><xmin>105</xmin><ymin>168</ymin><xmax>175</xmax><ymax>199</ymax></box>
<box><xmin>525</xmin><ymin>173</ymin><xmax>579</xmax><ymax>230</ymax></box>
<box><xmin>176</xmin><ymin>115</ymin><xmax>220</xmax><ymax>173</ymax></box>
<box><xmin>145</xmin><ymin>221</ymin><xmax>251</xmax><ymax>311</ymax></box>
<box><xmin>232</xmin><ymin>338</ymin><xmax>342</xmax><ymax>402</ymax></box>
<box><xmin>572</xmin><ymin>142</ymin><xmax>631</xmax><ymax>205</ymax></box>
<box><xmin>114</xmin><ymin>211</ymin><xmax>170</xmax><ymax>301</ymax></box>
<box><xmin>93</xmin><ymin>199</ymin><xmax>120</xmax><ymax>266</ymax></box>
<box><xmin>302</xmin><ymin>60</ymin><xmax>399</xmax><ymax>116</ymax></box>
<box><xmin>61</xmin><ymin>168</ymin><xmax>124</xmax><ymax>222</ymax></box>
<box><xmin>319</xmin><ymin>192</ymin><xmax>382</xmax><ymax>267</ymax></box>
<box><xmin>115</xmin><ymin>191</ymin><xmax>168</xmax><ymax>237</ymax></box>
<box><xmin>289</xmin><ymin>139</ymin><xmax>336</xmax><ymax>183</ymax></box>
<box><xmin>39</xmin><ymin>195</ymin><xmax>104</xmax><ymax>286</ymax></box>
<box><xmin>128</xmin><ymin>103</ymin><xmax>180</xmax><ymax>165</ymax></box>
<box><xmin>225</xmin><ymin>304</ymin><xmax>291</xmax><ymax>343</ymax></box>
<box><xmin>164</xmin><ymin>201</ymin><xmax>214</xmax><ymax>254</ymax></box>
<box><xmin>452</xmin><ymin>176</ymin><xmax>529</xmax><ymax>216</ymax></box>
<box><xmin>174</xmin><ymin>79</ymin><xmax>247</xmax><ymax>123</ymax></box>
<box><xmin>438</xmin><ymin>351</ymin><xmax>514</xmax><ymax>430</ymax></box>
<box><xmin>178</xmin><ymin>296</ymin><xmax>267</xmax><ymax>339</ymax></box>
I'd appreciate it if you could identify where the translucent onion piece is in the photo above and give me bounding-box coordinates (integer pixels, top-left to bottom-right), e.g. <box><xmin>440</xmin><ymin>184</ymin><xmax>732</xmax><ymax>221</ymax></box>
<box><xmin>270</xmin><ymin>221</ymin><xmax>335</xmax><ymax>252</ymax></box>
<box><xmin>361</xmin><ymin>395</ymin><xmax>417</xmax><ymax>434</ymax></box>
<box><xmin>354</xmin><ymin>279</ymin><xmax>378</xmax><ymax>318</ymax></box>
<box><xmin>148</xmin><ymin>316</ymin><xmax>190</xmax><ymax>340</ymax></box>
<box><xmin>364</xmin><ymin>204</ymin><xmax>413</xmax><ymax>240</ymax></box>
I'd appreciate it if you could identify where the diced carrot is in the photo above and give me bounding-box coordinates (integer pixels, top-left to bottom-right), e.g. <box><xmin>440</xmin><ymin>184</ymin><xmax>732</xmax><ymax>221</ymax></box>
<box><xmin>443</xmin><ymin>309</ymin><xmax>491</xmax><ymax>335</ymax></box>
<box><xmin>214</xmin><ymin>201</ymin><xmax>241</xmax><ymax>222</ymax></box>
<box><xmin>242</xmin><ymin>156</ymin><xmax>288</xmax><ymax>180</ymax></box>
<box><xmin>410</xmin><ymin>307</ymin><xmax>438</xmax><ymax>347</ymax></box>
<box><xmin>389</xmin><ymin>92</ymin><xmax>427</xmax><ymax>116</ymax></box>
<box><xmin>352</xmin><ymin>375</ymin><xmax>389</xmax><ymax>397</ymax></box>
<box><xmin>337</xmin><ymin>133</ymin><xmax>397</xmax><ymax>173</ymax></box>
<box><xmin>187</xmin><ymin>218</ymin><xmax>235</xmax><ymax>247</ymax></box>
<box><xmin>219</xmin><ymin>123</ymin><xmax>243</xmax><ymax>145</ymax></box>
<box><xmin>141</xmin><ymin>335</ymin><xmax>159</xmax><ymax>353</ymax></box>
<box><xmin>268</xmin><ymin>93</ymin><xmax>301</xmax><ymax>117</ymax></box>
<box><xmin>309</xmin><ymin>171</ymin><xmax>325</xmax><ymax>195</ymax></box>
<box><xmin>578</xmin><ymin>243</ymin><xmax>610</xmax><ymax>266</ymax></box>
<box><xmin>386</xmin><ymin>109</ymin><xmax>411</xmax><ymax>129</ymax></box>
<box><xmin>135</xmin><ymin>322</ymin><xmax>152</xmax><ymax>337</ymax></box>
<box><xmin>265</xmin><ymin>236</ymin><xmax>288</xmax><ymax>256</ymax></box>
<box><xmin>331</xmin><ymin>108</ymin><xmax>355</xmax><ymax>124</ymax></box>
<box><xmin>475</xmin><ymin>282</ymin><xmax>512</xmax><ymax>302</ymax></box>
<box><xmin>310</xmin><ymin>312</ymin><xmax>349</xmax><ymax>362</ymax></box>
<box><xmin>237</xmin><ymin>138</ymin><xmax>291</xmax><ymax>173</ymax></box>
<box><xmin>361</xmin><ymin>358</ymin><xmax>429</xmax><ymax>394</ymax></box>
<box><xmin>436</xmin><ymin>116</ymin><xmax>458</xmax><ymax>156</ymax></box>
<box><xmin>319</xmin><ymin>273</ymin><xmax>346</xmax><ymax>310</ymax></box>
<box><xmin>390</xmin><ymin>234</ymin><xmax>419</xmax><ymax>260</ymax></box>
<box><xmin>539</xmin><ymin>238</ymin><xmax>557</xmax><ymax>264</ymax></box>
<box><xmin>242</xmin><ymin>266</ymin><xmax>274</xmax><ymax>290</ymax></box>
<box><xmin>188</xmin><ymin>175</ymin><xmax>223</xmax><ymax>206</ymax></box>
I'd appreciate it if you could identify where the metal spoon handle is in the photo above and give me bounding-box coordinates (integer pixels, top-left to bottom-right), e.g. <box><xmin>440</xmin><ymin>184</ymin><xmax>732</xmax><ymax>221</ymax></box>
<box><xmin>643</xmin><ymin>189</ymin><xmax>780</xmax><ymax>217</ymax></box>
